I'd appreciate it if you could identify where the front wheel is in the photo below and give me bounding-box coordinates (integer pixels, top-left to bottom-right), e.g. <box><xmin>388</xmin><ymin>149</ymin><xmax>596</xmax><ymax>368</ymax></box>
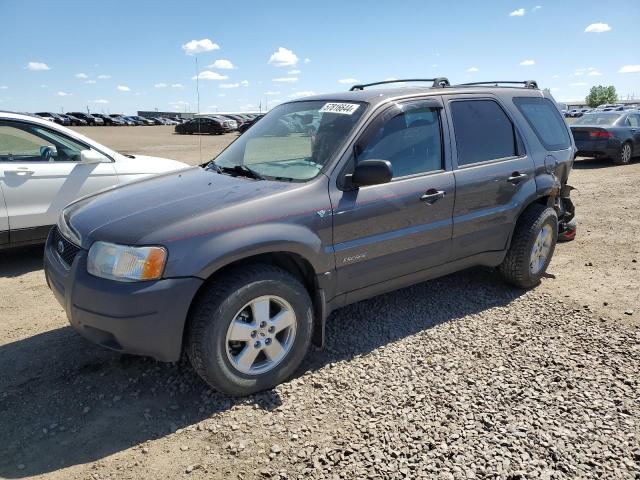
<box><xmin>499</xmin><ymin>204</ymin><xmax>558</xmax><ymax>288</ymax></box>
<box><xmin>187</xmin><ymin>265</ymin><xmax>313</xmax><ymax>396</ymax></box>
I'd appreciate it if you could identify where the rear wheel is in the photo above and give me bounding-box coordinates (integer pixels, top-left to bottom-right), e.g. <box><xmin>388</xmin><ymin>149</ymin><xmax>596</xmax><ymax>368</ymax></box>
<box><xmin>499</xmin><ymin>204</ymin><xmax>558</xmax><ymax>288</ymax></box>
<box><xmin>613</xmin><ymin>142</ymin><xmax>633</xmax><ymax>165</ymax></box>
<box><xmin>187</xmin><ymin>265</ymin><xmax>313</xmax><ymax>396</ymax></box>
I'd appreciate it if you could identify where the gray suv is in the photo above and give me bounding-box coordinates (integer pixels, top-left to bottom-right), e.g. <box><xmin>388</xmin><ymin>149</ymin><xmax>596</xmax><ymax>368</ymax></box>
<box><xmin>44</xmin><ymin>78</ymin><xmax>576</xmax><ymax>396</ymax></box>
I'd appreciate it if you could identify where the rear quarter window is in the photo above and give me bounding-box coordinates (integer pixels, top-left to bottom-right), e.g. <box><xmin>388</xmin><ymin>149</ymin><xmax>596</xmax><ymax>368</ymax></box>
<box><xmin>513</xmin><ymin>97</ymin><xmax>571</xmax><ymax>151</ymax></box>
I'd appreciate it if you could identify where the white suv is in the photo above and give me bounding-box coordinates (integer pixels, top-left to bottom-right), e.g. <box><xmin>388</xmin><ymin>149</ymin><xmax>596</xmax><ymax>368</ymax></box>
<box><xmin>0</xmin><ymin>112</ymin><xmax>188</xmax><ymax>248</ymax></box>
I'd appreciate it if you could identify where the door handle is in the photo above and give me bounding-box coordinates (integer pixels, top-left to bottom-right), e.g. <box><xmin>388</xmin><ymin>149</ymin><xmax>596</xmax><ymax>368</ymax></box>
<box><xmin>5</xmin><ymin>168</ymin><xmax>34</xmax><ymax>176</ymax></box>
<box><xmin>507</xmin><ymin>172</ymin><xmax>528</xmax><ymax>184</ymax></box>
<box><xmin>420</xmin><ymin>189</ymin><xmax>445</xmax><ymax>204</ymax></box>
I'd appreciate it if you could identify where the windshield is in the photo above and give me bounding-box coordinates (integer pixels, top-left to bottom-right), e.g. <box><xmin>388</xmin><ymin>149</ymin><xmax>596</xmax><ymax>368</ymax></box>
<box><xmin>573</xmin><ymin>113</ymin><xmax>621</xmax><ymax>126</ymax></box>
<box><xmin>212</xmin><ymin>100</ymin><xmax>367</xmax><ymax>181</ymax></box>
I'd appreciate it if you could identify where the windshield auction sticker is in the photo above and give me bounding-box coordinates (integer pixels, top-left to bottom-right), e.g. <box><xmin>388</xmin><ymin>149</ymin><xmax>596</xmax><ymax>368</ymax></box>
<box><xmin>319</xmin><ymin>103</ymin><xmax>360</xmax><ymax>115</ymax></box>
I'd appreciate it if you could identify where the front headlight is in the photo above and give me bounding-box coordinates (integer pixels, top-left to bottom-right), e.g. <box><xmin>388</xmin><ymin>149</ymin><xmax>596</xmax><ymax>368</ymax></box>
<box><xmin>87</xmin><ymin>241</ymin><xmax>167</xmax><ymax>282</ymax></box>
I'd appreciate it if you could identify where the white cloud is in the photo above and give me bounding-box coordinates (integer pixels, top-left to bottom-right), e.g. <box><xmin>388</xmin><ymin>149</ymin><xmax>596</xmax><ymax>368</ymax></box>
<box><xmin>240</xmin><ymin>80</ymin><xmax>250</xmax><ymax>87</ymax></box>
<box><xmin>97</xmin><ymin>74</ymin><xmax>111</xmax><ymax>79</ymax></box>
<box><xmin>85</xmin><ymin>80</ymin><xmax>96</xmax><ymax>84</ymax></box>
<box><xmin>75</xmin><ymin>73</ymin><xmax>88</xmax><ymax>79</ymax></box>
<box><xmin>92</xmin><ymin>99</ymin><xmax>109</xmax><ymax>104</ymax></box>
<box><xmin>587</xmin><ymin>70</ymin><xmax>602</xmax><ymax>76</ymax></box>
<box><xmin>154</xmin><ymin>83</ymin><xmax>167</xmax><ymax>88</ymax></box>
<box><xmin>552</xmin><ymin>74</ymin><xmax>559</xmax><ymax>79</ymax></box>
<box><xmin>219</xmin><ymin>83</ymin><xmax>240</xmax><ymax>88</ymax></box>
<box><xmin>509</xmin><ymin>8</ymin><xmax>525</xmax><ymax>16</ymax></box>
<box><xmin>585</xmin><ymin>23</ymin><xmax>611</xmax><ymax>33</ymax></box>
<box><xmin>268</xmin><ymin>47</ymin><xmax>298</xmax><ymax>67</ymax></box>
<box><xmin>304</xmin><ymin>58</ymin><xmax>311</xmax><ymax>64</ymax></box>
<box><xmin>0</xmin><ymin>86</ymin><xmax>7</xmax><ymax>90</ymax></box>
<box><xmin>117</xmin><ymin>85</ymin><xmax>130</xmax><ymax>91</ymax></box>
<box><xmin>289</xmin><ymin>91</ymin><xmax>315</xmax><ymax>98</ymax></box>
<box><xmin>338</xmin><ymin>78</ymin><xmax>358</xmax><ymax>84</ymax></box>
<box><xmin>182</xmin><ymin>38</ymin><xmax>220</xmax><ymax>55</ymax></box>
<box><xmin>171</xmin><ymin>83</ymin><xmax>184</xmax><ymax>88</ymax></box>
<box><xmin>570</xmin><ymin>82</ymin><xmax>588</xmax><ymax>87</ymax></box>
<box><xmin>520</xmin><ymin>59</ymin><xmax>535</xmax><ymax>66</ymax></box>
<box><xmin>532</xmin><ymin>5</ymin><xmax>542</xmax><ymax>12</ymax></box>
<box><xmin>218</xmin><ymin>93</ymin><xmax>226</xmax><ymax>97</ymax></box>
<box><xmin>265</xmin><ymin>90</ymin><xmax>280</xmax><ymax>95</ymax></box>
<box><xmin>56</xmin><ymin>91</ymin><xmax>71</xmax><ymax>96</ymax></box>
<box><xmin>466</xmin><ymin>67</ymin><xmax>479</xmax><ymax>73</ymax></box>
<box><xmin>193</xmin><ymin>70</ymin><xmax>228</xmax><ymax>81</ymax></box>
<box><xmin>618</xmin><ymin>64</ymin><xmax>640</xmax><ymax>74</ymax></box>
<box><xmin>26</xmin><ymin>61</ymin><xmax>50</xmax><ymax>71</ymax></box>
<box><xmin>210</xmin><ymin>59</ymin><xmax>236</xmax><ymax>69</ymax></box>
<box><xmin>432</xmin><ymin>64</ymin><xmax>438</xmax><ymax>68</ymax></box>
<box><xmin>288</xmin><ymin>69</ymin><xmax>301</xmax><ymax>75</ymax></box>
<box><xmin>40</xmin><ymin>84</ymin><xmax>48</xmax><ymax>88</ymax></box>
<box><xmin>273</xmin><ymin>77</ymin><xmax>298</xmax><ymax>83</ymax></box>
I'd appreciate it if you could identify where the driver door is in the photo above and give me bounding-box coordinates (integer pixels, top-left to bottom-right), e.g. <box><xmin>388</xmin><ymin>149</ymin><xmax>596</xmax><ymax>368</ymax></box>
<box><xmin>0</xmin><ymin>120</ymin><xmax>119</xmax><ymax>243</ymax></box>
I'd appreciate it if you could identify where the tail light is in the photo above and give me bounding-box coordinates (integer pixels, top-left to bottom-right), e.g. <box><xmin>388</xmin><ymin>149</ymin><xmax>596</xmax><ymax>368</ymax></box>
<box><xmin>589</xmin><ymin>131</ymin><xmax>613</xmax><ymax>139</ymax></box>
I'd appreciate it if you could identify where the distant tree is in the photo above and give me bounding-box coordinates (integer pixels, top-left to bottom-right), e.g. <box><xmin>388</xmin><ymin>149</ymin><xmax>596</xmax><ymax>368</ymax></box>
<box><xmin>585</xmin><ymin>85</ymin><xmax>618</xmax><ymax>107</ymax></box>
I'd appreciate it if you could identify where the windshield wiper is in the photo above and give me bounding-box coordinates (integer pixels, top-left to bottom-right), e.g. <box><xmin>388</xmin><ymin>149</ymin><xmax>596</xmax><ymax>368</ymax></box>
<box><xmin>208</xmin><ymin>163</ymin><xmax>264</xmax><ymax>180</ymax></box>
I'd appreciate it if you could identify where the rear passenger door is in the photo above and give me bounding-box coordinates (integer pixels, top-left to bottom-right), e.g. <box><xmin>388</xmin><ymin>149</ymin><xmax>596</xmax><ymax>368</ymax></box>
<box><xmin>330</xmin><ymin>98</ymin><xmax>455</xmax><ymax>293</ymax></box>
<box><xmin>444</xmin><ymin>96</ymin><xmax>536</xmax><ymax>259</ymax></box>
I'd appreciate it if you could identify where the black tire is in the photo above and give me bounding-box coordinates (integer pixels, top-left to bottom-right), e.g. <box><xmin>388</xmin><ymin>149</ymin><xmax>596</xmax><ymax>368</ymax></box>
<box><xmin>612</xmin><ymin>141</ymin><xmax>633</xmax><ymax>165</ymax></box>
<box><xmin>499</xmin><ymin>204</ymin><xmax>558</xmax><ymax>288</ymax></box>
<box><xmin>187</xmin><ymin>265</ymin><xmax>313</xmax><ymax>396</ymax></box>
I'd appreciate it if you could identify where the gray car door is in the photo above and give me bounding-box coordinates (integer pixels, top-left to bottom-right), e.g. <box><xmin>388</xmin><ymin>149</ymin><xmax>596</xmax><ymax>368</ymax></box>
<box><xmin>329</xmin><ymin>97</ymin><xmax>455</xmax><ymax>294</ymax></box>
<box><xmin>627</xmin><ymin>114</ymin><xmax>640</xmax><ymax>149</ymax></box>
<box><xmin>443</xmin><ymin>95</ymin><xmax>536</xmax><ymax>259</ymax></box>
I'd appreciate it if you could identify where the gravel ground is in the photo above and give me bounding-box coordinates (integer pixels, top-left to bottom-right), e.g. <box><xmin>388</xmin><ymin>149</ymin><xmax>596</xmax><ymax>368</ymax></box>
<box><xmin>0</xmin><ymin>128</ymin><xmax>639</xmax><ymax>479</ymax></box>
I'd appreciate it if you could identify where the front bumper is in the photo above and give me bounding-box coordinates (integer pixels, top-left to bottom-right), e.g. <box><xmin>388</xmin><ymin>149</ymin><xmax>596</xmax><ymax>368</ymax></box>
<box><xmin>44</xmin><ymin>229</ymin><xmax>203</xmax><ymax>362</ymax></box>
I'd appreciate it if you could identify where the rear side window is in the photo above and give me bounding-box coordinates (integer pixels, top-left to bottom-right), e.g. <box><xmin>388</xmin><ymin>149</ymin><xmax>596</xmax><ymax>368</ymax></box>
<box><xmin>514</xmin><ymin>97</ymin><xmax>571</xmax><ymax>151</ymax></box>
<box><xmin>450</xmin><ymin>100</ymin><xmax>517</xmax><ymax>166</ymax></box>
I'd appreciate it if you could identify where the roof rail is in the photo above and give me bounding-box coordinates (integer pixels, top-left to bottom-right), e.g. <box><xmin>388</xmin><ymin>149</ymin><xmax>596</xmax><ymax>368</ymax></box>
<box><xmin>349</xmin><ymin>77</ymin><xmax>450</xmax><ymax>91</ymax></box>
<box><xmin>457</xmin><ymin>80</ymin><xmax>539</xmax><ymax>89</ymax></box>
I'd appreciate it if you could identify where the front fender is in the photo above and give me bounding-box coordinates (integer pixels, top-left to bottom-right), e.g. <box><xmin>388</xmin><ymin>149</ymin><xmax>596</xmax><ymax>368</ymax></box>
<box><xmin>168</xmin><ymin>223</ymin><xmax>330</xmax><ymax>280</ymax></box>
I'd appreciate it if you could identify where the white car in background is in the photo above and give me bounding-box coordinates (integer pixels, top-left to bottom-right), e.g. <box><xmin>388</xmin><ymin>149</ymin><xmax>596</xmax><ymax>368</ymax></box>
<box><xmin>0</xmin><ymin>111</ymin><xmax>188</xmax><ymax>248</ymax></box>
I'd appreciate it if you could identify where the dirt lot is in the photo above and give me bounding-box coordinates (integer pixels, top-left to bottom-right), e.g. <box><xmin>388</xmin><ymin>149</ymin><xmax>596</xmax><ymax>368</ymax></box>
<box><xmin>1</xmin><ymin>127</ymin><xmax>638</xmax><ymax>479</ymax></box>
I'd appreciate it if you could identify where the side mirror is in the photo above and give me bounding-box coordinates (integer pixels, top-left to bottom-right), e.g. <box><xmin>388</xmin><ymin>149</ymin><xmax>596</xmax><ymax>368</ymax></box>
<box><xmin>80</xmin><ymin>149</ymin><xmax>108</xmax><ymax>164</ymax></box>
<box><xmin>350</xmin><ymin>159</ymin><xmax>393</xmax><ymax>187</ymax></box>
<box><xmin>40</xmin><ymin>145</ymin><xmax>57</xmax><ymax>160</ymax></box>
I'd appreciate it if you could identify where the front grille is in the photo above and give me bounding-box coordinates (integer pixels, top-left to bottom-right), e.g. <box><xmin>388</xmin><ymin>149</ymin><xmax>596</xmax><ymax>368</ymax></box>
<box><xmin>52</xmin><ymin>227</ymin><xmax>82</xmax><ymax>267</ymax></box>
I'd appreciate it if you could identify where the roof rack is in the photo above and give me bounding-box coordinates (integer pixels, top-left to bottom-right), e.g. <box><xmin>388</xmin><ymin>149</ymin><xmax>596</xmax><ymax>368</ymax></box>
<box><xmin>457</xmin><ymin>80</ymin><xmax>539</xmax><ymax>89</ymax></box>
<box><xmin>349</xmin><ymin>77</ymin><xmax>450</xmax><ymax>91</ymax></box>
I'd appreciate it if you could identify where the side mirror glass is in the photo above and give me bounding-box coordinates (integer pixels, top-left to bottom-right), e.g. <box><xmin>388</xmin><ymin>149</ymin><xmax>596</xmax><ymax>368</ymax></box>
<box><xmin>80</xmin><ymin>149</ymin><xmax>108</xmax><ymax>164</ymax></box>
<box><xmin>351</xmin><ymin>159</ymin><xmax>393</xmax><ymax>187</ymax></box>
<box><xmin>40</xmin><ymin>145</ymin><xmax>57</xmax><ymax>160</ymax></box>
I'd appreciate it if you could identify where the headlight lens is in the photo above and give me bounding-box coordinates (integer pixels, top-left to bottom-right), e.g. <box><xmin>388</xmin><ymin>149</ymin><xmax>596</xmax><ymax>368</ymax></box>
<box><xmin>57</xmin><ymin>208</ymin><xmax>80</xmax><ymax>246</ymax></box>
<box><xmin>87</xmin><ymin>242</ymin><xmax>167</xmax><ymax>282</ymax></box>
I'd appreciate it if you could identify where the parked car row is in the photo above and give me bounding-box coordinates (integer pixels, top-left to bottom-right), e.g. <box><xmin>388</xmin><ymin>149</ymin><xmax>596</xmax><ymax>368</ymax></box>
<box><xmin>562</xmin><ymin>104</ymin><xmax>640</xmax><ymax>118</ymax></box>
<box><xmin>31</xmin><ymin>112</ymin><xmax>188</xmax><ymax>127</ymax></box>
<box><xmin>174</xmin><ymin>113</ymin><xmax>263</xmax><ymax>135</ymax></box>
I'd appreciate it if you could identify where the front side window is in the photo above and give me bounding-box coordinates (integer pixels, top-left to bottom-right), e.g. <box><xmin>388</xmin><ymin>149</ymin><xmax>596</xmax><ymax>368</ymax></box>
<box><xmin>514</xmin><ymin>97</ymin><xmax>571</xmax><ymax>151</ymax></box>
<box><xmin>450</xmin><ymin>99</ymin><xmax>517</xmax><ymax>166</ymax></box>
<box><xmin>0</xmin><ymin>122</ymin><xmax>86</xmax><ymax>162</ymax></box>
<box><xmin>213</xmin><ymin>100</ymin><xmax>367</xmax><ymax>181</ymax></box>
<box><xmin>355</xmin><ymin>102</ymin><xmax>443</xmax><ymax>178</ymax></box>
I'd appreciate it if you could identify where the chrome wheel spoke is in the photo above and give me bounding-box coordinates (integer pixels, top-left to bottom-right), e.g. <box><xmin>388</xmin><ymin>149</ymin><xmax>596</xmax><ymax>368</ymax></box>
<box><xmin>235</xmin><ymin>345</ymin><xmax>260</xmax><ymax>370</ymax></box>
<box><xmin>263</xmin><ymin>338</ymin><xmax>285</xmax><ymax>362</ymax></box>
<box><xmin>227</xmin><ymin>320</ymin><xmax>255</xmax><ymax>341</ymax></box>
<box><xmin>251</xmin><ymin>298</ymin><xmax>270</xmax><ymax>324</ymax></box>
<box><xmin>270</xmin><ymin>309</ymin><xmax>294</xmax><ymax>333</ymax></box>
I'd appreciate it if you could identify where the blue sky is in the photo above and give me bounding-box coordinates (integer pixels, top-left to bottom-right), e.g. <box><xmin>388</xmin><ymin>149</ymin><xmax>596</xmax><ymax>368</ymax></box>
<box><xmin>1</xmin><ymin>0</ymin><xmax>639</xmax><ymax>114</ymax></box>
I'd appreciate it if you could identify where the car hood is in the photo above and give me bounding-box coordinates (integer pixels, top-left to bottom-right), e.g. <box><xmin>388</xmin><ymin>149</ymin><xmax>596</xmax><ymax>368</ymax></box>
<box><xmin>65</xmin><ymin>166</ymin><xmax>298</xmax><ymax>248</ymax></box>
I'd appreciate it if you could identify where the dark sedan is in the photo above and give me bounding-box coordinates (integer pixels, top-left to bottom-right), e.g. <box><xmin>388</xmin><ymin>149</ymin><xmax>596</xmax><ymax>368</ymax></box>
<box><xmin>570</xmin><ymin>111</ymin><xmax>640</xmax><ymax>165</ymax></box>
<box><xmin>35</xmin><ymin>112</ymin><xmax>70</xmax><ymax>126</ymax></box>
<box><xmin>62</xmin><ymin>114</ymin><xmax>88</xmax><ymax>126</ymax></box>
<box><xmin>67</xmin><ymin>112</ymin><xmax>104</xmax><ymax>126</ymax></box>
<box><xmin>175</xmin><ymin>116</ymin><xmax>234</xmax><ymax>135</ymax></box>
<box><xmin>238</xmin><ymin>114</ymin><xmax>265</xmax><ymax>134</ymax></box>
